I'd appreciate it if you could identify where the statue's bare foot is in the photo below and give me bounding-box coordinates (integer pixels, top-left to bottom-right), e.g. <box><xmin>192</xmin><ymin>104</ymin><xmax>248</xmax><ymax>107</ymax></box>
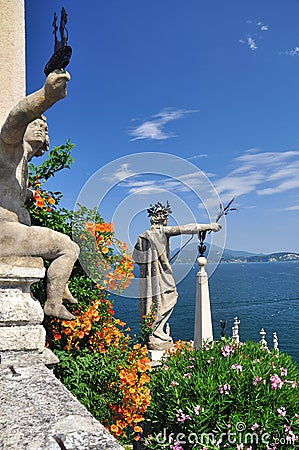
<box><xmin>44</xmin><ymin>301</ymin><xmax>75</xmax><ymax>320</ymax></box>
<box><xmin>62</xmin><ymin>284</ymin><xmax>78</xmax><ymax>304</ymax></box>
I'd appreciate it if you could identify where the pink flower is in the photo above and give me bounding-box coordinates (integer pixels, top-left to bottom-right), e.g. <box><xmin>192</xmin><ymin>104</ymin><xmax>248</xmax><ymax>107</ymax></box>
<box><xmin>164</xmin><ymin>365</ymin><xmax>169</xmax><ymax>371</ymax></box>
<box><xmin>236</xmin><ymin>444</ymin><xmax>243</xmax><ymax>450</ymax></box>
<box><xmin>284</xmin><ymin>424</ymin><xmax>298</xmax><ymax>442</ymax></box>
<box><xmin>207</xmin><ymin>357</ymin><xmax>214</xmax><ymax>364</ymax></box>
<box><xmin>280</xmin><ymin>367</ymin><xmax>288</xmax><ymax>377</ymax></box>
<box><xmin>277</xmin><ymin>406</ymin><xmax>286</xmax><ymax>416</ymax></box>
<box><xmin>194</xmin><ymin>405</ymin><xmax>204</xmax><ymax>415</ymax></box>
<box><xmin>171</xmin><ymin>441</ymin><xmax>184</xmax><ymax>450</ymax></box>
<box><xmin>187</xmin><ymin>365</ymin><xmax>194</xmax><ymax>369</ymax></box>
<box><xmin>183</xmin><ymin>372</ymin><xmax>191</xmax><ymax>379</ymax></box>
<box><xmin>176</xmin><ymin>409</ymin><xmax>191</xmax><ymax>423</ymax></box>
<box><xmin>251</xmin><ymin>423</ymin><xmax>260</xmax><ymax>430</ymax></box>
<box><xmin>221</xmin><ymin>345</ymin><xmax>234</xmax><ymax>357</ymax></box>
<box><xmin>170</xmin><ymin>381</ymin><xmax>179</xmax><ymax>387</ymax></box>
<box><xmin>219</xmin><ymin>384</ymin><xmax>231</xmax><ymax>394</ymax></box>
<box><xmin>231</xmin><ymin>363</ymin><xmax>243</xmax><ymax>373</ymax></box>
<box><xmin>253</xmin><ymin>376</ymin><xmax>261</xmax><ymax>385</ymax></box>
<box><xmin>270</xmin><ymin>374</ymin><xmax>283</xmax><ymax>389</ymax></box>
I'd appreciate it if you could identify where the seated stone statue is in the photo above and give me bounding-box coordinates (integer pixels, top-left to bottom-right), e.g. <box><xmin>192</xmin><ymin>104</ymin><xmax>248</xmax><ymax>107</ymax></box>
<box><xmin>0</xmin><ymin>69</ymin><xmax>79</xmax><ymax>320</ymax></box>
<box><xmin>133</xmin><ymin>202</ymin><xmax>221</xmax><ymax>350</ymax></box>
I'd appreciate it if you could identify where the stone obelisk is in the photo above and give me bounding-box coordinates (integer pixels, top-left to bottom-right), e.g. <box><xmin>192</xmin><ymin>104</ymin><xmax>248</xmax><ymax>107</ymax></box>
<box><xmin>193</xmin><ymin>256</ymin><xmax>213</xmax><ymax>349</ymax></box>
<box><xmin>0</xmin><ymin>0</ymin><xmax>26</xmax><ymax>129</ymax></box>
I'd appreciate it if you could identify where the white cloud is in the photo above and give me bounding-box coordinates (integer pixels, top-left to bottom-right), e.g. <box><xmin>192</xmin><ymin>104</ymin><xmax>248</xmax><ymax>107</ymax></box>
<box><xmin>106</xmin><ymin>163</ymin><xmax>136</xmax><ymax>182</ymax></box>
<box><xmin>286</xmin><ymin>46</ymin><xmax>299</xmax><ymax>56</ymax></box>
<box><xmin>285</xmin><ymin>205</ymin><xmax>299</xmax><ymax>211</ymax></box>
<box><xmin>239</xmin><ymin>20</ymin><xmax>269</xmax><ymax>52</ymax></box>
<box><xmin>128</xmin><ymin>108</ymin><xmax>198</xmax><ymax>141</ymax></box>
<box><xmin>256</xmin><ymin>22</ymin><xmax>269</xmax><ymax>31</ymax></box>
<box><xmin>248</xmin><ymin>37</ymin><xmax>258</xmax><ymax>51</ymax></box>
<box><xmin>216</xmin><ymin>149</ymin><xmax>299</xmax><ymax>199</ymax></box>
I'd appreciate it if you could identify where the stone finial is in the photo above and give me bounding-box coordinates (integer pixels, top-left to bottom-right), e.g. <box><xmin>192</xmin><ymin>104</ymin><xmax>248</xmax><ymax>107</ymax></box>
<box><xmin>273</xmin><ymin>331</ymin><xmax>279</xmax><ymax>352</ymax></box>
<box><xmin>166</xmin><ymin>323</ymin><xmax>170</xmax><ymax>337</ymax></box>
<box><xmin>259</xmin><ymin>328</ymin><xmax>267</xmax><ymax>347</ymax></box>
<box><xmin>232</xmin><ymin>317</ymin><xmax>240</xmax><ymax>344</ymax></box>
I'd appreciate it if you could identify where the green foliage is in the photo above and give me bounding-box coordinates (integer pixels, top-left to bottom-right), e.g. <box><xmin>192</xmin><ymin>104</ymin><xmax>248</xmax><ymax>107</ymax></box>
<box><xmin>143</xmin><ymin>340</ymin><xmax>299</xmax><ymax>449</ymax></box>
<box><xmin>27</xmin><ymin>140</ymin><xmax>148</xmax><ymax>445</ymax></box>
<box><xmin>28</xmin><ymin>139</ymin><xmax>74</xmax><ymax>185</ymax></box>
<box><xmin>54</xmin><ymin>346</ymin><xmax>123</xmax><ymax>424</ymax></box>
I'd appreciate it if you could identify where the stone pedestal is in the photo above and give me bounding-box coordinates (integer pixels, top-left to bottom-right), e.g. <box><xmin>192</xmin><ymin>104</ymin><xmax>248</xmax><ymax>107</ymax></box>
<box><xmin>148</xmin><ymin>349</ymin><xmax>166</xmax><ymax>362</ymax></box>
<box><xmin>193</xmin><ymin>256</ymin><xmax>213</xmax><ymax>349</ymax></box>
<box><xmin>0</xmin><ymin>256</ymin><xmax>57</xmax><ymax>367</ymax></box>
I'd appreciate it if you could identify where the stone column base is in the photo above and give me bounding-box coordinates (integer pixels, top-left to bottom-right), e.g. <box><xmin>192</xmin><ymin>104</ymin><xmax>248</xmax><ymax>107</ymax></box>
<box><xmin>0</xmin><ymin>257</ymin><xmax>57</xmax><ymax>367</ymax></box>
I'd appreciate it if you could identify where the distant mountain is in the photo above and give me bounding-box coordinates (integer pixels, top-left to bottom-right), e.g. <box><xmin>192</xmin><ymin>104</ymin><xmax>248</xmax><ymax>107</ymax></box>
<box><xmin>171</xmin><ymin>242</ymin><xmax>298</xmax><ymax>263</ymax></box>
<box><xmin>171</xmin><ymin>242</ymin><xmax>255</xmax><ymax>263</ymax></box>
<box><xmin>244</xmin><ymin>252</ymin><xmax>299</xmax><ymax>263</ymax></box>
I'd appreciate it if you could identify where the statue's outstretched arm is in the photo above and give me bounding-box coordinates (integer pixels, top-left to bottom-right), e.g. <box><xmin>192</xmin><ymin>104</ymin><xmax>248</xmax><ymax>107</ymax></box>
<box><xmin>164</xmin><ymin>222</ymin><xmax>221</xmax><ymax>236</ymax></box>
<box><xmin>1</xmin><ymin>70</ymin><xmax>70</xmax><ymax>145</ymax></box>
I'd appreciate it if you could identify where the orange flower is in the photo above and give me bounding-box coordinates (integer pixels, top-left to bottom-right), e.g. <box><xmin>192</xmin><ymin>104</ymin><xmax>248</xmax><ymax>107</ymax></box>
<box><xmin>84</xmin><ymin>222</ymin><xmax>95</xmax><ymax>233</ymax></box>
<box><xmin>35</xmin><ymin>198</ymin><xmax>45</xmax><ymax>208</ymax></box>
<box><xmin>48</xmin><ymin>196</ymin><xmax>55</xmax><ymax>205</ymax></box>
<box><xmin>101</xmin><ymin>247</ymin><xmax>109</xmax><ymax>254</ymax></box>
<box><xmin>133</xmin><ymin>425</ymin><xmax>143</xmax><ymax>433</ymax></box>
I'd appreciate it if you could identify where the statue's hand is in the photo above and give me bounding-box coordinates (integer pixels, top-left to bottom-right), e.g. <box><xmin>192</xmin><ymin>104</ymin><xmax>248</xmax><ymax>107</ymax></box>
<box><xmin>44</xmin><ymin>69</ymin><xmax>70</xmax><ymax>101</ymax></box>
<box><xmin>209</xmin><ymin>222</ymin><xmax>222</xmax><ymax>232</ymax></box>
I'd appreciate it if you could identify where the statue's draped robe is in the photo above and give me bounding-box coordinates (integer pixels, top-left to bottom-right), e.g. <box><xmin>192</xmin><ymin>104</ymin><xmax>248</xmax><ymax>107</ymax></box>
<box><xmin>133</xmin><ymin>226</ymin><xmax>177</xmax><ymax>345</ymax></box>
<box><xmin>133</xmin><ymin>223</ymin><xmax>207</xmax><ymax>348</ymax></box>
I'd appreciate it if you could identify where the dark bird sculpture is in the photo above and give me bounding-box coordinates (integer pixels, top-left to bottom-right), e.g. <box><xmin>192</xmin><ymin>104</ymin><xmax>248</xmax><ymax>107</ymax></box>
<box><xmin>44</xmin><ymin>7</ymin><xmax>72</xmax><ymax>76</ymax></box>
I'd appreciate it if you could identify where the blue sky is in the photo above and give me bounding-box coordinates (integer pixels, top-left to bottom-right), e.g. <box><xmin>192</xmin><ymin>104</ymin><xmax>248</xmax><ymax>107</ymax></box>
<box><xmin>25</xmin><ymin>0</ymin><xmax>299</xmax><ymax>254</ymax></box>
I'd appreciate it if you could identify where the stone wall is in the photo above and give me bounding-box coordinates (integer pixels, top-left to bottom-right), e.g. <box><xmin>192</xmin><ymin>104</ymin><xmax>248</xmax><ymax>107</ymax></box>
<box><xmin>0</xmin><ymin>363</ymin><xmax>124</xmax><ymax>449</ymax></box>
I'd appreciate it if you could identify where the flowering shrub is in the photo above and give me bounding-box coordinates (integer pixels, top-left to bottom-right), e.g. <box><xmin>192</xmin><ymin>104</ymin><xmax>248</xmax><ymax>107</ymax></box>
<box><xmin>28</xmin><ymin>142</ymin><xmax>150</xmax><ymax>444</ymax></box>
<box><xmin>74</xmin><ymin>213</ymin><xmax>134</xmax><ymax>293</ymax></box>
<box><xmin>143</xmin><ymin>339</ymin><xmax>299</xmax><ymax>449</ymax></box>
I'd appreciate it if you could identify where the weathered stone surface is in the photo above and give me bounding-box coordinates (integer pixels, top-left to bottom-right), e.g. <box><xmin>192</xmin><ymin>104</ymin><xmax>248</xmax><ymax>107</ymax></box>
<box><xmin>0</xmin><ymin>365</ymin><xmax>124</xmax><ymax>450</ymax></box>
<box><xmin>0</xmin><ymin>349</ymin><xmax>58</xmax><ymax>369</ymax></box>
<box><xmin>0</xmin><ymin>289</ymin><xmax>44</xmax><ymax>325</ymax></box>
<box><xmin>0</xmin><ymin>0</ymin><xmax>26</xmax><ymax>129</ymax></box>
<box><xmin>0</xmin><ymin>324</ymin><xmax>45</xmax><ymax>351</ymax></box>
<box><xmin>0</xmin><ymin>256</ymin><xmax>45</xmax><ymax>279</ymax></box>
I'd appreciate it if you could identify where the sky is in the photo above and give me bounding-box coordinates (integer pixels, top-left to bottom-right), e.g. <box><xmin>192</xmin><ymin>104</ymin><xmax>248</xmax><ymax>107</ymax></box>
<box><xmin>25</xmin><ymin>0</ymin><xmax>299</xmax><ymax>254</ymax></box>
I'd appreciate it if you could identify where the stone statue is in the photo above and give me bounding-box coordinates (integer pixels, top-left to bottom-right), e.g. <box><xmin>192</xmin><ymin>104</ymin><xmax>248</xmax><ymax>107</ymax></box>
<box><xmin>133</xmin><ymin>201</ymin><xmax>221</xmax><ymax>350</ymax></box>
<box><xmin>0</xmin><ymin>69</ymin><xmax>79</xmax><ymax>320</ymax></box>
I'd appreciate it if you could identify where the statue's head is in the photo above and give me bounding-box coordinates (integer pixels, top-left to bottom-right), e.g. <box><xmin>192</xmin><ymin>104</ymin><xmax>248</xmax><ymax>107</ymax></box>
<box><xmin>147</xmin><ymin>201</ymin><xmax>172</xmax><ymax>226</ymax></box>
<box><xmin>24</xmin><ymin>115</ymin><xmax>49</xmax><ymax>159</ymax></box>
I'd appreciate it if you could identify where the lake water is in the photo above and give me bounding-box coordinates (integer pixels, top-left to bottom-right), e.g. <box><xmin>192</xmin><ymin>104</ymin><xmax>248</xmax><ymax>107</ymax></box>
<box><xmin>113</xmin><ymin>261</ymin><xmax>299</xmax><ymax>365</ymax></box>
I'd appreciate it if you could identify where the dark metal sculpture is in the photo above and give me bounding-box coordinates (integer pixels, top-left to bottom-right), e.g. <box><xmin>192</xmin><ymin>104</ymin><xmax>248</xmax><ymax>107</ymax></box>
<box><xmin>44</xmin><ymin>7</ymin><xmax>72</xmax><ymax>76</ymax></box>
<box><xmin>220</xmin><ymin>320</ymin><xmax>227</xmax><ymax>337</ymax></box>
<box><xmin>197</xmin><ymin>197</ymin><xmax>237</xmax><ymax>257</ymax></box>
<box><xmin>198</xmin><ymin>230</ymin><xmax>207</xmax><ymax>256</ymax></box>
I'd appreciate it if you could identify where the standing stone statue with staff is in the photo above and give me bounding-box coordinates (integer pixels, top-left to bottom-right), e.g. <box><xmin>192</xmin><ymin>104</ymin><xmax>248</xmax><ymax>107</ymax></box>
<box><xmin>0</xmin><ymin>69</ymin><xmax>79</xmax><ymax>320</ymax></box>
<box><xmin>133</xmin><ymin>202</ymin><xmax>221</xmax><ymax>351</ymax></box>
